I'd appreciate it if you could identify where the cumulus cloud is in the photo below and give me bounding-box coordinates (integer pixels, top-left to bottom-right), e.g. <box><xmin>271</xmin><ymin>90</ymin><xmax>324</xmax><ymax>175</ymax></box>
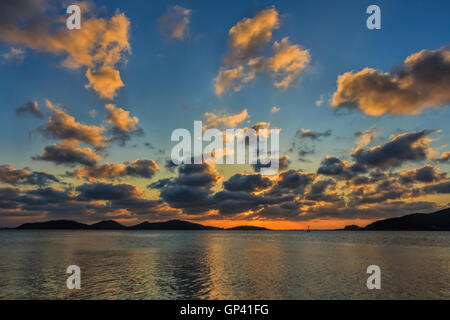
<box><xmin>225</xmin><ymin>7</ymin><xmax>279</xmax><ymax>65</ymax></box>
<box><xmin>351</xmin><ymin>130</ymin><xmax>435</xmax><ymax>169</ymax></box>
<box><xmin>40</xmin><ymin>101</ymin><xmax>107</xmax><ymax>148</ymax></box>
<box><xmin>85</xmin><ymin>66</ymin><xmax>124</xmax><ymax>100</ymax></box>
<box><xmin>0</xmin><ymin>0</ymin><xmax>131</xmax><ymax>99</ymax></box>
<box><xmin>77</xmin><ymin>182</ymin><xmax>142</xmax><ymax>200</ymax></box>
<box><xmin>398</xmin><ymin>165</ymin><xmax>446</xmax><ymax>184</ymax></box>
<box><xmin>0</xmin><ymin>166</ymin><xmax>30</xmax><ymax>184</ymax></box>
<box><xmin>0</xmin><ymin>181</ymin><xmax>178</xmax><ymax>224</ymax></box>
<box><xmin>223</xmin><ymin>173</ymin><xmax>272</xmax><ymax>192</ymax></box>
<box><xmin>105</xmin><ymin>104</ymin><xmax>138</xmax><ymax>132</ymax></box>
<box><xmin>32</xmin><ymin>140</ymin><xmax>101</xmax><ymax>167</ymax></box>
<box><xmin>149</xmin><ymin>161</ymin><xmax>221</xmax><ymax>214</ymax></box>
<box><xmin>105</xmin><ymin>104</ymin><xmax>143</xmax><ymax>145</ymax></box>
<box><xmin>69</xmin><ymin>159</ymin><xmax>159</xmax><ymax>181</ymax></box>
<box><xmin>332</xmin><ymin>47</ymin><xmax>450</xmax><ymax>115</ymax></box>
<box><xmin>306</xmin><ymin>179</ymin><xmax>339</xmax><ymax>202</ymax></box>
<box><xmin>15</xmin><ymin>101</ymin><xmax>43</xmax><ymax>119</ymax></box>
<box><xmin>264</xmin><ymin>37</ymin><xmax>310</xmax><ymax>89</ymax></box>
<box><xmin>273</xmin><ymin>169</ymin><xmax>316</xmax><ymax>194</ymax></box>
<box><xmin>23</xmin><ymin>171</ymin><xmax>61</xmax><ymax>186</ymax></box>
<box><xmin>157</xmin><ymin>5</ymin><xmax>191</xmax><ymax>40</ymax></box>
<box><xmin>0</xmin><ymin>168</ymin><xmax>61</xmax><ymax>187</ymax></box>
<box><xmin>271</xmin><ymin>106</ymin><xmax>280</xmax><ymax>113</ymax></box>
<box><xmin>317</xmin><ymin>156</ymin><xmax>357</xmax><ymax>178</ymax></box>
<box><xmin>215</xmin><ymin>7</ymin><xmax>310</xmax><ymax>95</ymax></box>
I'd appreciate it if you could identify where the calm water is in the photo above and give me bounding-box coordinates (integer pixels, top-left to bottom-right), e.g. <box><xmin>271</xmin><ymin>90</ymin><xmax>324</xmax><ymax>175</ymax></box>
<box><xmin>0</xmin><ymin>230</ymin><xmax>449</xmax><ymax>299</ymax></box>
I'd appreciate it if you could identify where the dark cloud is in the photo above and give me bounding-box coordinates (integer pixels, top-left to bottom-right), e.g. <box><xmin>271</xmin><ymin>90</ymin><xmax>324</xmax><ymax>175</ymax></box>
<box><xmin>0</xmin><ymin>183</ymin><xmax>176</xmax><ymax>225</ymax></box>
<box><xmin>0</xmin><ymin>166</ymin><xmax>29</xmax><ymax>184</ymax></box>
<box><xmin>252</xmin><ymin>155</ymin><xmax>290</xmax><ymax>172</ymax></box>
<box><xmin>306</xmin><ymin>179</ymin><xmax>340</xmax><ymax>202</ymax></box>
<box><xmin>223</xmin><ymin>173</ymin><xmax>272</xmax><ymax>192</ymax></box>
<box><xmin>317</xmin><ymin>157</ymin><xmax>348</xmax><ymax>176</ymax></box>
<box><xmin>292</xmin><ymin>201</ymin><xmax>438</xmax><ymax>221</ymax></box>
<box><xmin>316</xmin><ymin>156</ymin><xmax>364</xmax><ymax>179</ymax></box>
<box><xmin>15</xmin><ymin>101</ymin><xmax>43</xmax><ymax>119</ymax></box>
<box><xmin>150</xmin><ymin>161</ymin><xmax>220</xmax><ymax>214</ymax></box>
<box><xmin>109</xmin><ymin>126</ymin><xmax>144</xmax><ymax>147</ymax></box>
<box><xmin>77</xmin><ymin>183</ymin><xmax>141</xmax><ymax>201</ymax></box>
<box><xmin>297</xmin><ymin>146</ymin><xmax>315</xmax><ymax>162</ymax></box>
<box><xmin>423</xmin><ymin>181</ymin><xmax>450</xmax><ymax>194</ymax></box>
<box><xmin>32</xmin><ymin>140</ymin><xmax>100</xmax><ymax>167</ymax></box>
<box><xmin>40</xmin><ymin>105</ymin><xmax>107</xmax><ymax>148</ymax></box>
<box><xmin>210</xmin><ymin>191</ymin><xmax>294</xmax><ymax>216</ymax></box>
<box><xmin>296</xmin><ymin>128</ymin><xmax>332</xmax><ymax>141</ymax></box>
<box><xmin>125</xmin><ymin>160</ymin><xmax>159</xmax><ymax>178</ymax></box>
<box><xmin>398</xmin><ymin>165</ymin><xmax>446</xmax><ymax>184</ymax></box>
<box><xmin>68</xmin><ymin>159</ymin><xmax>159</xmax><ymax>181</ymax></box>
<box><xmin>24</xmin><ymin>171</ymin><xmax>60</xmax><ymax>186</ymax></box>
<box><xmin>165</xmin><ymin>159</ymin><xmax>178</xmax><ymax>173</ymax></box>
<box><xmin>159</xmin><ymin>185</ymin><xmax>212</xmax><ymax>214</ymax></box>
<box><xmin>271</xmin><ymin>170</ymin><xmax>316</xmax><ymax>196</ymax></box>
<box><xmin>351</xmin><ymin>130</ymin><xmax>434</xmax><ymax>169</ymax></box>
<box><xmin>0</xmin><ymin>165</ymin><xmax>59</xmax><ymax>186</ymax></box>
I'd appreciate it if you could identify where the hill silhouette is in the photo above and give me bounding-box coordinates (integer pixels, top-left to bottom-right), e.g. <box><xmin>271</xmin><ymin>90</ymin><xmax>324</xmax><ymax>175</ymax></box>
<box><xmin>129</xmin><ymin>220</ymin><xmax>221</xmax><ymax>230</ymax></box>
<box><xmin>18</xmin><ymin>220</ymin><xmax>90</xmax><ymax>230</ymax></box>
<box><xmin>227</xmin><ymin>226</ymin><xmax>269</xmax><ymax>231</ymax></box>
<box><xmin>16</xmin><ymin>219</ymin><xmax>222</xmax><ymax>230</ymax></box>
<box><xmin>90</xmin><ymin>220</ymin><xmax>126</xmax><ymax>230</ymax></box>
<box><xmin>14</xmin><ymin>208</ymin><xmax>450</xmax><ymax>231</ymax></box>
<box><xmin>363</xmin><ymin>208</ymin><xmax>450</xmax><ymax>231</ymax></box>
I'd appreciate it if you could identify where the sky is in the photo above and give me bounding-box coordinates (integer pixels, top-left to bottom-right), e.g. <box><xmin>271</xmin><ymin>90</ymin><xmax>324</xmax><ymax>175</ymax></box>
<box><xmin>0</xmin><ymin>0</ymin><xmax>449</xmax><ymax>229</ymax></box>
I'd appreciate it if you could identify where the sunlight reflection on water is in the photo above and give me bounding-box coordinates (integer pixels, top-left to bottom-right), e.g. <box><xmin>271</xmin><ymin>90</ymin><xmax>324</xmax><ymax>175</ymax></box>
<box><xmin>0</xmin><ymin>230</ymin><xmax>449</xmax><ymax>299</ymax></box>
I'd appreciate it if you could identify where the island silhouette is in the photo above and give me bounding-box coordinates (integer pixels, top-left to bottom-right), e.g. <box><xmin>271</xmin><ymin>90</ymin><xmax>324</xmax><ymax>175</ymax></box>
<box><xmin>6</xmin><ymin>208</ymin><xmax>450</xmax><ymax>231</ymax></box>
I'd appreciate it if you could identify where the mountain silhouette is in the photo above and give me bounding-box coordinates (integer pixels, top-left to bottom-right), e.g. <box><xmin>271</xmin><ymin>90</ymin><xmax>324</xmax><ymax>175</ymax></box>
<box><xmin>16</xmin><ymin>219</ymin><xmax>222</xmax><ymax>230</ymax></box>
<box><xmin>341</xmin><ymin>208</ymin><xmax>450</xmax><ymax>231</ymax></box>
<box><xmin>90</xmin><ymin>220</ymin><xmax>126</xmax><ymax>230</ymax></box>
<box><xmin>14</xmin><ymin>208</ymin><xmax>450</xmax><ymax>231</ymax></box>
<box><xmin>363</xmin><ymin>208</ymin><xmax>450</xmax><ymax>231</ymax></box>
<box><xmin>227</xmin><ymin>226</ymin><xmax>269</xmax><ymax>230</ymax></box>
<box><xmin>129</xmin><ymin>219</ymin><xmax>221</xmax><ymax>230</ymax></box>
<box><xmin>17</xmin><ymin>220</ymin><xmax>90</xmax><ymax>230</ymax></box>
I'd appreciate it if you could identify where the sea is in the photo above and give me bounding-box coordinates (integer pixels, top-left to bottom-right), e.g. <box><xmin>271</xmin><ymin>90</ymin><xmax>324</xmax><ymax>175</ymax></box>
<box><xmin>0</xmin><ymin>230</ymin><xmax>449</xmax><ymax>299</ymax></box>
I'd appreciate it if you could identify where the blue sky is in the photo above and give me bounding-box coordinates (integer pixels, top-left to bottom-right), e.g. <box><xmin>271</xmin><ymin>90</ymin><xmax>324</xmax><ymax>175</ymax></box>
<box><xmin>0</xmin><ymin>0</ymin><xmax>449</xmax><ymax>228</ymax></box>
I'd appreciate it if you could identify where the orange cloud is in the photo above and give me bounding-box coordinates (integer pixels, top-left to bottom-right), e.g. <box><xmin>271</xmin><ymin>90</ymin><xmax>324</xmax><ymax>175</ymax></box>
<box><xmin>70</xmin><ymin>159</ymin><xmax>159</xmax><ymax>181</ymax></box>
<box><xmin>105</xmin><ymin>104</ymin><xmax>139</xmax><ymax>132</ymax></box>
<box><xmin>215</xmin><ymin>8</ymin><xmax>310</xmax><ymax>94</ymax></box>
<box><xmin>332</xmin><ymin>47</ymin><xmax>450</xmax><ymax>115</ymax></box>
<box><xmin>32</xmin><ymin>139</ymin><xmax>102</xmax><ymax>167</ymax></box>
<box><xmin>43</xmin><ymin>100</ymin><xmax>107</xmax><ymax>148</ymax></box>
<box><xmin>85</xmin><ymin>66</ymin><xmax>124</xmax><ymax>100</ymax></box>
<box><xmin>203</xmin><ymin>109</ymin><xmax>249</xmax><ymax>129</ymax></box>
<box><xmin>226</xmin><ymin>7</ymin><xmax>279</xmax><ymax>64</ymax></box>
<box><xmin>0</xmin><ymin>1</ymin><xmax>130</xmax><ymax>99</ymax></box>
<box><xmin>266</xmin><ymin>37</ymin><xmax>310</xmax><ymax>88</ymax></box>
